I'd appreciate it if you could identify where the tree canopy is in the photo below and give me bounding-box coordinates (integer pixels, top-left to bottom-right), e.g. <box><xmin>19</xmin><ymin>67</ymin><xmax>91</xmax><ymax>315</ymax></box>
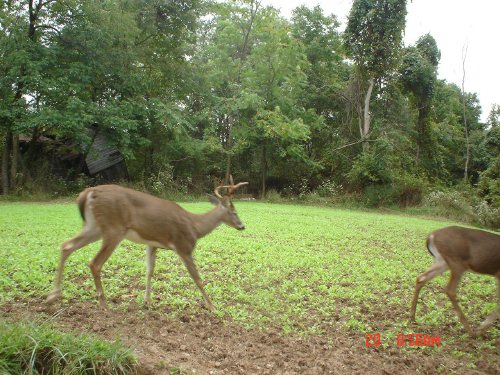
<box><xmin>1</xmin><ymin>0</ymin><xmax>497</xmax><ymax>225</ymax></box>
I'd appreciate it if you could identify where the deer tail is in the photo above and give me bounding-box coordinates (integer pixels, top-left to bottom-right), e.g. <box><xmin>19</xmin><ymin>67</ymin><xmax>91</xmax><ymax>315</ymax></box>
<box><xmin>76</xmin><ymin>190</ymin><xmax>88</xmax><ymax>221</ymax></box>
<box><xmin>426</xmin><ymin>233</ymin><xmax>439</xmax><ymax>258</ymax></box>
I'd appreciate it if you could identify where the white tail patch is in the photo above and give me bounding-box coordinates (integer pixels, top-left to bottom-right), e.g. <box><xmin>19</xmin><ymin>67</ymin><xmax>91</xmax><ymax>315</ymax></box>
<box><xmin>83</xmin><ymin>192</ymin><xmax>99</xmax><ymax>235</ymax></box>
<box><xmin>427</xmin><ymin>234</ymin><xmax>442</xmax><ymax>260</ymax></box>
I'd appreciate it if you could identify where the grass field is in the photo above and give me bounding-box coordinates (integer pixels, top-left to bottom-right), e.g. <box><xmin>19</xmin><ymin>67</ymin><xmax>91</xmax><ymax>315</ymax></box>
<box><xmin>0</xmin><ymin>200</ymin><xmax>498</xmax><ymax>373</ymax></box>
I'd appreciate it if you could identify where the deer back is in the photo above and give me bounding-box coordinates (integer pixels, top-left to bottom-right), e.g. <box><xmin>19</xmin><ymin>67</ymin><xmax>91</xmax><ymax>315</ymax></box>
<box><xmin>81</xmin><ymin>185</ymin><xmax>197</xmax><ymax>249</ymax></box>
<box><xmin>431</xmin><ymin>226</ymin><xmax>500</xmax><ymax>275</ymax></box>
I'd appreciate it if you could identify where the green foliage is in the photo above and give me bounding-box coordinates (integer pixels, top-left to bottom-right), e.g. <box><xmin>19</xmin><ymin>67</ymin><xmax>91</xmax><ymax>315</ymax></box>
<box><xmin>253</xmin><ymin>107</ymin><xmax>311</xmax><ymax>157</ymax></box>
<box><xmin>344</xmin><ymin>0</ymin><xmax>407</xmax><ymax>81</ymax></box>
<box><xmin>362</xmin><ymin>184</ymin><xmax>395</xmax><ymax>207</ymax></box>
<box><xmin>400</xmin><ymin>34</ymin><xmax>439</xmax><ymax>100</ymax></box>
<box><xmin>0</xmin><ymin>0</ymin><xmax>201</xmax><ymax>189</ymax></box>
<box><xmin>486</xmin><ymin>104</ymin><xmax>500</xmax><ymax>127</ymax></box>
<box><xmin>315</xmin><ymin>179</ymin><xmax>344</xmax><ymax>198</ymax></box>
<box><xmin>146</xmin><ymin>164</ymin><xmax>193</xmax><ymax>200</ymax></box>
<box><xmin>348</xmin><ymin>141</ymin><xmax>394</xmax><ymax>188</ymax></box>
<box><xmin>472</xmin><ymin>200</ymin><xmax>500</xmax><ymax>230</ymax></box>
<box><xmin>421</xmin><ymin>187</ymin><xmax>499</xmax><ymax>229</ymax></box>
<box><xmin>0</xmin><ymin>0</ymin><xmax>493</xmax><ymax>216</ymax></box>
<box><xmin>0</xmin><ymin>320</ymin><xmax>137</xmax><ymax>374</ymax></box>
<box><xmin>393</xmin><ymin>174</ymin><xmax>427</xmax><ymax>207</ymax></box>
<box><xmin>424</xmin><ymin>189</ymin><xmax>474</xmax><ymax>219</ymax></box>
<box><xmin>477</xmin><ymin>156</ymin><xmax>500</xmax><ymax>208</ymax></box>
<box><xmin>263</xmin><ymin>189</ymin><xmax>284</xmax><ymax>202</ymax></box>
<box><xmin>415</xmin><ymin>33</ymin><xmax>441</xmax><ymax>67</ymax></box>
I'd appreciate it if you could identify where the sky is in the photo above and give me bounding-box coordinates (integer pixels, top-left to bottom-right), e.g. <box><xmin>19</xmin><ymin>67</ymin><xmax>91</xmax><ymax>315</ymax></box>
<box><xmin>263</xmin><ymin>0</ymin><xmax>499</xmax><ymax>122</ymax></box>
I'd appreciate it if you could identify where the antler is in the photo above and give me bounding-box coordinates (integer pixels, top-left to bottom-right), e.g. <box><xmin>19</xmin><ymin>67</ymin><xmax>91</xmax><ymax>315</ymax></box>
<box><xmin>227</xmin><ymin>175</ymin><xmax>249</xmax><ymax>195</ymax></box>
<box><xmin>214</xmin><ymin>175</ymin><xmax>248</xmax><ymax>198</ymax></box>
<box><xmin>214</xmin><ymin>178</ymin><xmax>225</xmax><ymax>199</ymax></box>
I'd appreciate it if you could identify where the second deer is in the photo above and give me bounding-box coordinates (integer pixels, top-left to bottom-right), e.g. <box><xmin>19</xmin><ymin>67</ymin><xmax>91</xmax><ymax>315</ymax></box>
<box><xmin>46</xmin><ymin>176</ymin><xmax>249</xmax><ymax>311</ymax></box>
<box><xmin>410</xmin><ymin>226</ymin><xmax>500</xmax><ymax>335</ymax></box>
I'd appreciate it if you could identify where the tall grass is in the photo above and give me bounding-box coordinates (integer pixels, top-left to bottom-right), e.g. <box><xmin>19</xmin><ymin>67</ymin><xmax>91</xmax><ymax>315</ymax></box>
<box><xmin>0</xmin><ymin>320</ymin><xmax>138</xmax><ymax>374</ymax></box>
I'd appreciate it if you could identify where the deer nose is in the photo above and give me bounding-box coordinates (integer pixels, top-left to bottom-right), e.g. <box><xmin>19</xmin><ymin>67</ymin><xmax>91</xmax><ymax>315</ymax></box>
<box><xmin>237</xmin><ymin>224</ymin><xmax>245</xmax><ymax>230</ymax></box>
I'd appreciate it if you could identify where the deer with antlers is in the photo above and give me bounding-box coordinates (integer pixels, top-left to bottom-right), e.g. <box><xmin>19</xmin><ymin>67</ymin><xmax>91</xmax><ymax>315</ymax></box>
<box><xmin>46</xmin><ymin>176</ymin><xmax>249</xmax><ymax>311</ymax></box>
<box><xmin>410</xmin><ymin>226</ymin><xmax>500</xmax><ymax>335</ymax></box>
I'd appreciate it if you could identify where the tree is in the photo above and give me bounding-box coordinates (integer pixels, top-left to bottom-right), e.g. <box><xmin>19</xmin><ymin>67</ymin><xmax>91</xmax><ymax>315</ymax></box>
<box><xmin>429</xmin><ymin>80</ymin><xmax>482</xmax><ymax>183</ymax></box>
<box><xmin>344</xmin><ymin>0</ymin><xmax>407</xmax><ymax>148</ymax></box>
<box><xmin>291</xmin><ymin>5</ymin><xmax>351</xmax><ymax>183</ymax></box>
<box><xmin>191</xmin><ymin>0</ymin><xmax>262</xmax><ymax>182</ymax></box>
<box><xmin>0</xmin><ymin>0</ymin><xmax>202</xmax><ymax>194</ymax></box>
<box><xmin>486</xmin><ymin>104</ymin><xmax>500</xmax><ymax>128</ymax></box>
<box><xmin>400</xmin><ymin>34</ymin><xmax>440</xmax><ymax>164</ymax></box>
<box><xmin>192</xmin><ymin>1</ymin><xmax>317</xmax><ymax>196</ymax></box>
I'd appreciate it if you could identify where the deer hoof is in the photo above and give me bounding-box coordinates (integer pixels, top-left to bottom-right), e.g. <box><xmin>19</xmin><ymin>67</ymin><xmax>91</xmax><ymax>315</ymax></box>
<box><xmin>463</xmin><ymin>326</ymin><xmax>479</xmax><ymax>338</ymax></box>
<box><xmin>99</xmin><ymin>303</ymin><xmax>108</xmax><ymax>310</ymax></box>
<box><xmin>46</xmin><ymin>290</ymin><xmax>61</xmax><ymax>304</ymax></box>
<box><xmin>476</xmin><ymin>325</ymin><xmax>491</xmax><ymax>337</ymax></box>
<box><xmin>205</xmin><ymin>302</ymin><xmax>215</xmax><ymax>312</ymax></box>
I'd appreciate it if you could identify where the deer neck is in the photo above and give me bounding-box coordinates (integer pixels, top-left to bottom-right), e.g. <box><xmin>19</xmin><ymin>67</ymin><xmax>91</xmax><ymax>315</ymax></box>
<box><xmin>190</xmin><ymin>205</ymin><xmax>225</xmax><ymax>239</ymax></box>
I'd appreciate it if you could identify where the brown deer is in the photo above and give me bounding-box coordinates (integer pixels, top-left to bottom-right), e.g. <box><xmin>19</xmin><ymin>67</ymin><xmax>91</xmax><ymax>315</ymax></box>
<box><xmin>410</xmin><ymin>226</ymin><xmax>500</xmax><ymax>335</ymax></box>
<box><xmin>46</xmin><ymin>176</ymin><xmax>249</xmax><ymax>311</ymax></box>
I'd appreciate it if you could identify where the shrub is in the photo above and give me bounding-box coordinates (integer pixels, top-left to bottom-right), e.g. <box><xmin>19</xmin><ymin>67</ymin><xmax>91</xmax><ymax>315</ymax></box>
<box><xmin>477</xmin><ymin>157</ymin><xmax>500</xmax><ymax>208</ymax></box>
<box><xmin>316</xmin><ymin>179</ymin><xmax>344</xmax><ymax>198</ymax></box>
<box><xmin>264</xmin><ymin>189</ymin><xmax>284</xmax><ymax>202</ymax></box>
<box><xmin>473</xmin><ymin>200</ymin><xmax>500</xmax><ymax>231</ymax></box>
<box><xmin>363</xmin><ymin>184</ymin><xmax>396</xmax><ymax>207</ymax></box>
<box><xmin>146</xmin><ymin>165</ymin><xmax>192</xmax><ymax>200</ymax></box>
<box><xmin>394</xmin><ymin>174</ymin><xmax>427</xmax><ymax>207</ymax></box>
<box><xmin>147</xmin><ymin>165</ymin><xmax>176</xmax><ymax>196</ymax></box>
<box><xmin>424</xmin><ymin>190</ymin><xmax>474</xmax><ymax>219</ymax></box>
<box><xmin>347</xmin><ymin>141</ymin><xmax>394</xmax><ymax>190</ymax></box>
<box><xmin>282</xmin><ymin>178</ymin><xmax>310</xmax><ymax>198</ymax></box>
<box><xmin>422</xmin><ymin>188</ymin><xmax>499</xmax><ymax>230</ymax></box>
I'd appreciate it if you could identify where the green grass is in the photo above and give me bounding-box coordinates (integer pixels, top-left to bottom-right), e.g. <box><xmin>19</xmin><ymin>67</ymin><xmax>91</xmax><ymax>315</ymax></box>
<box><xmin>0</xmin><ymin>201</ymin><xmax>498</xmax><ymax>365</ymax></box>
<box><xmin>0</xmin><ymin>320</ymin><xmax>138</xmax><ymax>374</ymax></box>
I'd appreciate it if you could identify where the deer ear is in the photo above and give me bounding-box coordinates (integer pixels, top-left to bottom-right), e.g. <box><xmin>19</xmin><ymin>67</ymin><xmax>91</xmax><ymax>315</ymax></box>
<box><xmin>208</xmin><ymin>195</ymin><xmax>220</xmax><ymax>206</ymax></box>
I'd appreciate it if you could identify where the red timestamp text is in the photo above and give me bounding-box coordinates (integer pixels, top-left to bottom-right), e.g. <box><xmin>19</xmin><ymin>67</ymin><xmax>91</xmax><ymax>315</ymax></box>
<box><xmin>397</xmin><ymin>333</ymin><xmax>441</xmax><ymax>347</ymax></box>
<box><xmin>365</xmin><ymin>333</ymin><xmax>441</xmax><ymax>348</ymax></box>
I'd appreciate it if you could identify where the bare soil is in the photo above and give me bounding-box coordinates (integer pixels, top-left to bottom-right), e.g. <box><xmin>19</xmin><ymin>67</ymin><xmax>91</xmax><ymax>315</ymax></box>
<box><xmin>1</xmin><ymin>298</ymin><xmax>498</xmax><ymax>375</ymax></box>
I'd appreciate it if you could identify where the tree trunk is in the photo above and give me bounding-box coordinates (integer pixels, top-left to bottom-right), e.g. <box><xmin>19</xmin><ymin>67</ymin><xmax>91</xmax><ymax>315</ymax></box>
<box><xmin>461</xmin><ymin>46</ymin><xmax>469</xmax><ymax>182</ymax></box>
<box><xmin>5</xmin><ymin>0</ymin><xmax>42</xmax><ymax>192</ymax></box>
<box><xmin>10</xmin><ymin>134</ymin><xmax>19</xmax><ymax>190</ymax></box>
<box><xmin>415</xmin><ymin>102</ymin><xmax>429</xmax><ymax>165</ymax></box>
<box><xmin>225</xmin><ymin>152</ymin><xmax>232</xmax><ymax>183</ymax></box>
<box><xmin>2</xmin><ymin>132</ymin><xmax>11</xmax><ymax>194</ymax></box>
<box><xmin>463</xmin><ymin>111</ymin><xmax>470</xmax><ymax>182</ymax></box>
<box><xmin>261</xmin><ymin>144</ymin><xmax>267</xmax><ymax>198</ymax></box>
<box><xmin>362</xmin><ymin>78</ymin><xmax>374</xmax><ymax>150</ymax></box>
<box><xmin>224</xmin><ymin>115</ymin><xmax>233</xmax><ymax>183</ymax></box>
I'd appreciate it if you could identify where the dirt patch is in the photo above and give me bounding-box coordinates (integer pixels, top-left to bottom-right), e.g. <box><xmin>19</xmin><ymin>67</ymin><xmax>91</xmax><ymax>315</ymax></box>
<box><xmin>1</xmin><ymin>299</ymin><xmax>498</xmax><ymax>375</ymax></box>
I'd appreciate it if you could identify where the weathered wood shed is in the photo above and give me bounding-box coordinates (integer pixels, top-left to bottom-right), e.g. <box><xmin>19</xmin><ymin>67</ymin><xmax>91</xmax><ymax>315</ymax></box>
<box><xmin>85</xmin><ymin>130</ymin><xmax>128</xmax><ymax>181</ymax></box>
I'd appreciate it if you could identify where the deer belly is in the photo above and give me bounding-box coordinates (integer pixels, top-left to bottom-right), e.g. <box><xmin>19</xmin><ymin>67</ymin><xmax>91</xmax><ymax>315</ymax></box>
<box><xmin>125</xmin><ymin>229</ymin><xmax>166</xmax><ymax>249</ymax></box>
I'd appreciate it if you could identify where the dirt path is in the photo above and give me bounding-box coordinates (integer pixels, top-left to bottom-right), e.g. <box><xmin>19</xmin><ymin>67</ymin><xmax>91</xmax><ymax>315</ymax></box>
<box><xmin>1</xmin><ymin>299</ymin><xmax>498</xmax><ymax>374</ymax></box>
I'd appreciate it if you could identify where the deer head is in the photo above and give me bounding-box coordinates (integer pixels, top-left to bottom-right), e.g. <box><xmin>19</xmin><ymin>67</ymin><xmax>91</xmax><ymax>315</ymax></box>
<box><xmin>209</xmin><ymin>175</ymin><xmax>248</xmax><ymax>230</ymax></box>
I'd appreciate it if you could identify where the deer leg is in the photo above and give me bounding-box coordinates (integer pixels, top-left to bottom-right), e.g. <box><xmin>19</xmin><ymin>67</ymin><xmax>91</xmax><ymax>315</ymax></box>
<box><xmin>145</xmin><ymin>246</ymin><xmax>157</xmax><ymax>307</ymax></box>
<box><xmin>478</xmin><ymin>273</ymin><xmax>500</xmax><ymax>334</ymax></box>
<box><xmin>444</xmin><ymin>268</ymin><xmax>474</xmax><ymax>335</ymax></box>
<box><xmin>88</xmin><ymin>236</ymin><xmax>122</xmax><ymax>309</ymax></box>
<box><xmin>47</xmin><ymin>227</ymin><xmax>100</xmax><ymax>304</ymax></box>
<box><xmin>179</xmin><ymin>253</ymin><xmax>214</xmax><ymax>311</ymax></box>
<box><xmin>410</xmin><ymin>259</ymin><xmax>448</xmax><ymax>321</ymax></box>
